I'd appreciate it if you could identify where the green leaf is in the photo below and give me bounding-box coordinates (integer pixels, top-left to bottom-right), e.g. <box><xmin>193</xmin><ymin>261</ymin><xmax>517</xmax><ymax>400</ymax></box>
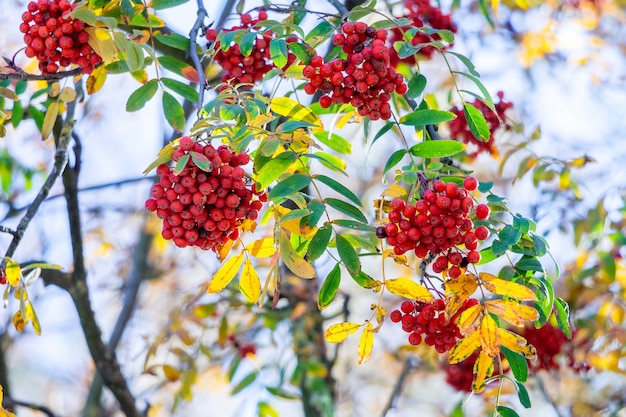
<box><xmin>161</xmin><ymin>78</ymin><xmax>199</xmax><ymax>103</ymax></box>
<box><xmin>162</xmin><ymin>92</ymin><xmax>186</xmax><ymax>131</ymax></box>
<box><xmin>308</xmin><ymin>152</ymin><xmax>346</xmax><ymax>175</ymax></box>
<box><xmin>255</xmin><ymin>152</ymin><xmax>297</xmax><ymax>190</ymax></box>
<box><xmin>325</xmin><ymin>198</ymin><xmax>367</xmax><ymax>223</ymax></box>
<box><xmin>407</xmin><ymin>73</ymin><xmax>427</xmax><ymax>99</ymax></box>
<box><xmin>350</xmin><ymin>271</ymin><xmax>380</xmax><ymax>289</ymax></box>
<box><xmin>158</xmin><ymin>56</ymin><xmax>199</xmax><ymax>82</ymax></box>
<box><xmin>394</xmin><ymin>41</ymin><xmax>421</xmax><ymax>59</ymax></box>
<box><xmin>463</xmin><ymin>102</ymin><xmax>490</xmax><ymax>142</ymax></box>
<box><xmin>399</xmin><ymin>109</ymin><xmax>457</xmax><ymax>127</ymax></box>
<box><xmin>308</xmin><ymin>223</ymin><xmax>333</xmax><ymax>261</ymax></box>
<box><xmin>513</xmin><ymin>380</ymin><xmax>532</xmax><ymax>408</ymax></box>
<box><xmin>446</xmin><ymin>51</ymin><xmax>480</xmax><ymax>77</ymax></box>
<box><xmin>313</xmin><ymin>174</ymin><xmax>361</xmax><ymax>206</ymax></box>
<box><xmin>155</xmin><ymin>32</ymin><xmax>191</xmax><ymax>51</ymax></box>
<box><xmin>70</xmin><ymin>7</ymin><xmax>97</xmax><ymax>25</ymax></box>
<box><xmin>313</xmin><ymin>131</ymin><xmax>352</xmax><ymax>154</ymax></box>
<box><xmin>151</xmin><ymin>0</ymin><xmax>189</xmax><ymax>9</ymax></box>
<box><xmin>491</xmin><ymin>240</ymin><xmax>508</xmax><ymax>256</ymax></box>
<box><xmin>305</xmin><ymin>199</ymin><xmax>326</xmax><ymax>228</ymax></box>
<box><xmin>515</xmin><ymin>256</ymin><xmax>544</xmax><ymax>273</ymax></box>
<box><xmin>270</xmin><ymin>39</ymin><xmax>288</xmax><ymax>68</ymax></box>
<box><xmin>554</xmin><ymin>298</ymin><xmax>571</xmax><ymax>338</ymax></box>
<box><xmin>496</xmin><ymin>406</ymin><xmax>520</xmax><ymax>417</ymax></box>
<box><xmin>281</xmin><ymin>209</ymin><xmax>312</xmax><ymax>223</ymax></box>
<box><xmin>371</xmin><ymin>122</ymin><xmax>395</xmax><ymax>146</ymax></box>
<box><xmin>501</xmin><ymin>346</ymin><xmax>528</xmax><ymax>383</ymax></box>
<box><xmin>231</xmin><ymin>371</ymin><xmax>258</xmax><ymax>395</ymax></box>
<box><xmin>478</xmin><ymin>181</ymin><xmax>493</xmax><ymax>193</ymax></box>
<box><xmin>288</xmin><ymin>42</ymin><xmax>312</xmax><ymax>64</ymax></box>
<box><xmin>336</xmin><ymin>235</ymin><xmax>361</xmax><ymax>276</ymax></box>
<box><xmin>410</xmin><ymin>140</ymin><xmax>465</xmax><ymax>158</ymax></box>
<box><xmin>383</xmin><ymin>149</ymin><xmax>407</xmax><ymax>176</ymax></box>
<box><xmin>499</xmin><ymin>225</ymin><xmax>522</xmax><ymax>246</ymax></box>
<box><xmin>240</xmin><ymin>32</ymin><xmax>258</xmax><ymax>57</ymax></box>
<box><xmin>268</xmin><ymin>174</ymin><xmax>311</xmax><ymax>201</ymax></box>
<box><xmin>126</xmin><ymin>79</ymin><xmax>158</xmax><ymax>112</ymax></box>
<box><xmin>531</xmin><ymin>234</ymin><xmax>547</xmax><ymax>257</ymax></box>
<box><xmin>332</xmin><ymin>220</ymin><xmax>376</xmax><ymax>232</ymax></box>
<box><xmin>174</xmin><ymin>154</ymin><xmax>190</xmax><ymax>175</ymax></box>
<box><xmin>129</xmin><ymin>13</ymin><xmax>166</xmax><ymax>28</ymax></box>
<box><xmin>276</xmin><ymin>120</ymin><xmax>316</xmax><ymax>133</ymax></box>
<box><xmin>305</xmin><ymin>20</ymin><xmax>334</xmax><ymax>45</ymax></box>
<box><xmin>191</xmin><ymin>152</ymin><xmax>211</xmax><ymax>172</ymax></box>
<box><xmin>318</xmin><ymin>264</ymin><xmax>341</xmax><ymax>309</ymax></box>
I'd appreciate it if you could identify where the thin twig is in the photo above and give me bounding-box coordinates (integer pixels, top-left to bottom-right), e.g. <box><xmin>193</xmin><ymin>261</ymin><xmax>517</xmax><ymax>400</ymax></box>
<box><xmin>380</xmin><ymin>357</ymin><xmax>418</xmax><ymax>417</ymax></box>
<box><xmin>0</xmin><ymin>226</ymin><xmax>16</xmax><ymax>236</ymax></box>
<box><xmin>4</xmin><ymin>398</ymin><xmax>59</xmax><ymax>417</ymax></box>
<box><xmin>536</xmin><ymin>373</ymin><xmax>565</xmax><ymax>417</ymax></box>
<box><xmin>189</xmin><ymin>0</ymin><xmax>208</xmax><ymax>111</ymax></box>
<box><xmin>0</xmin><ymin>57</ymin><xmax>84</xmax><ymax>81</ymax></box>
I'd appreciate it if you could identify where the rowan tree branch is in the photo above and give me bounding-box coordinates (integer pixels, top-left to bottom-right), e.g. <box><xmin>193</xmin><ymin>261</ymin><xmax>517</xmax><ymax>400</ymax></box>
<box><xmin>190</xmin><ymin>0</ymin><xmax>208</xmax><ymax>110</ymax></box>
<box><xmin>0</xmin><ymin>57</ymin><xmax>84</xmax><ymax>81</ymax></box>
<box><xmin>3</xmin><ymin>397</ymin><xmax>59</xmax><ymax>417</ymax></box>
<box><xmin>380</xmin><ymin>357</ymin><xmax>418</xmax><ymax>417</ymax></box>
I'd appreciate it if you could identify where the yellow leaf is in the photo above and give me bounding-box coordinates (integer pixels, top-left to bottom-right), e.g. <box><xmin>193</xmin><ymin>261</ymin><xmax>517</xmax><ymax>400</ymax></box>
<box><xmin>325</xmin><ymin>322</ymin><xmax>361</xmax><ymax>344</ymax></box>
<box><xmin>588</xmin><ymin>352</ymin><xmax>626</xmax><ymax>374</ymax></box>
<box><xmin>59</xmin><ymin>87</ymin><xmax>76</xmax><ymax>102</ymax></box>
<box><xmin>240</xmin><ymin>257</ymin><xmax>261</xmax><ymax>304</ymax></box>
<box><xmin>448</xmin><ymin>330</ymin><xmax>481</xmax><ymax>364</ymax></box>
<box><xmin>492</xmin><ymin>0</ymin><xmax>499</xmax><ymax>17</ymax></box>
<box><xmin>385</xmin><ymin>278</ymin><xmax>433</xmax><ymax>302</ymax></box>
<box><xmin>279</xmin><ymin>230</ymin><xmax>316</xmax><ymax>278</ymax></box>
<box><xmin>86</xmin><ymin>65</ymin><xmax>107</xmax><ymax>95</ymax></box>
<box><xmin>456</xmin><ymin>304</ymin><xmax>484</xmax><ymax>337</ymax></box>
<box><xmin>480</xmin><ymin>273</ymin><xmax>537</xmax><ymax>302</ymax></box>
<box><xmin>12</xmin><ymin>310</ymin><xmax>26</xmax><ymax>333</ymax></box>
<box><xmin>42</xmin><ymin>101</ymin><xmax>59</xmax><ymax>140</ymax></box>
<box><xmin>357</xmin><ymin>322</ymin><xmax>375</xmax><ymax>364</ymax></box>
<box><xmin>163</xmin><ymin>364</ymin><xmax>180</xmax><ymax>382</ymax></box>
<box><xmin>4</xmin><ymin>260</ymin><xmax>21</xmax><ymax>287</ymax></box>
<box><xmin>216</xmin><ymin>238</ymin><xmax>234</xmax><ymax>263</ymax></box>
<box><xmin>498</xmin><ymin>328</ymin><xmax>537</xmax><ymax>359</ymax></box>
<box><xmin>485</xmin><ymin>299</ymin><xmax>538</xmax><ymax>327</ymax></box>
<box><xmin>208</xmin><ymin>252</ymin><xmax>244</xmax><ymax>294</ymax></box>
<box><xmin>472</xmin><ymin>350</ymin><xmax>494</xmax><ymax>393</ymax></box>
<box><xmin>49</xmin><ymin>82</ymin><xmax>60</xmax><ymax>97</ymax></box>
<box><xmin>445</xmin><ymin>273</ymin><xmax>478</xmax><ymax>318</ymax></box>
<box><xmin>270</xmin><ymin>97</ymin><xmax>321</xmax><ymax>127</ymax></box>
<box><xmin>382</xmin><ymin>249</ymin><xmax>408</xmax><ymax>265</ymax></box>
<box><xmin>86</xmin><ymin>27</ymin><xmax>119</xmax><ymax>65</ymax></box>
<box><xmin>381</xmin><ymin>184</ymin><xmax>407</xmax><ymax>198</ymax></box>
<box><xmin>245</xmin><ymin>238</ymin><xmax>276</xmax><ymax>258</ymax></box>
<box><xmin>336</xmin><ymin>110</ymin><xmax>356</xmax><ymax>129</ymax></box>
<box><xmin>480</xmin><ymin>314</ymin><xmax>500</xmax><ymax>357</ymax></box>
<box><xmin>25</xmin><ymin>302</ymin><xmax>41</xmax><ymax>336</ymax></box>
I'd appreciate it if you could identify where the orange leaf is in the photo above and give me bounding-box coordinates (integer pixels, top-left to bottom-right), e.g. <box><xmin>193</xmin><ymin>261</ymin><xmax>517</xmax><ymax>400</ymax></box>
<box><xmin>208</xmin><ymin>252</ymin><xmax>244</xmax><ymax>294</ymax></box>
<box><xmin>325</xmin><ymin>322</ymin><xmax>361</xmax><ymax>344</ymax></box>
<box><xmin>12</xmin><ymin>311</ymin><xmax>26</xmax><ymax>333</ymax></box>
<box><xmin>480</xmin><ymin>314</ymin><xmax>500</xmax><ymax>357</ymax></box>
<box><xmin>480</xmin><ymin>272</ymin><xmax>538</xmax><ymax>302</ymax></box>
<box><xmin>163</xmin><ymin>364</ymin><xmax>180</xmax><ymax>382</ymax></box>
<box><xmin>385</xmin><ymin>278</ymin><xmax>433</xmax><ymax>301</ymax></box>
<box><xmin>357</xmin><ymin>322</ymin><xmax>374</xmax><ymax>364</ymax></box>
<box><xmin>456</xmin><ymin>304</ymin><xmax>485</xmax><ymax>337</ymax></box>
<box><xmin>472</xmin><ymin>350</ymin><xmax>494</xmax><ymax>393</ymax></box>
<box><xmin>448</xmin><ymin>330</ymin><xmax>481</xmax><ymax>364</ymax></box>
<box><xmin>485</xmin><ymin>299</ymin><xmax>538</xmax><ymax>327</ymax></box>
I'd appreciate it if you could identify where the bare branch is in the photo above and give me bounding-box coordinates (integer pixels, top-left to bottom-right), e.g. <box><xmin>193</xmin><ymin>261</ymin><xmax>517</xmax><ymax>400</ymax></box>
<box><xmin>380</xmin><ymin>357</ymin><xmax>419</xmax><ymax>417</ymax></box>
<box><xmin>190</xmin><ymin>0</ymin><xmax>208</xmax><ymax>110</ymax></box>
<box><xmin>3</xmin><ymin>397</ymin><xmax>60</xmax><ymax>417</ymax></box>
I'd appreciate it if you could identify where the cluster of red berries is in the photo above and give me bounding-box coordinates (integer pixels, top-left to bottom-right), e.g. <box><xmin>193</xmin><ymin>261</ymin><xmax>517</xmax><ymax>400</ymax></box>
<box><xmin>519</xmin><ymin>323</ymin><xmax>589</xmax><ymax>372</ymax></box>
<box><xmin>206</xmin><ymin>11</ymin><xmax>296</xmax><ymax>87</ymax></box>
<box><xmin>389</xmin><ymin>0</ymin><xmax>457</xmax><ymax>66</ymax></box>
<box><xmin>449</xmin><ymin>91</ymin><xmax>514</xmax><ymax>157</ymax></box>
<box><xmin>376</xmin><ymin>177</ymin><xmax>490</xmax><ymax>278</ymax></box>
<box><xmin>228</xmin><ymin>334</ymin><xmax>257</xmax><ymax>358</ymax></box>
<box><xmin>302</xmin><ymin>22</ymin><xmax>407</xmax><ymax>121</ymax></box>
<box><xmin>145</xmin><ymin>137</ymin><xmax>267</xmax><ymax>250</ymax></box>
<box><xmin>19</xmin><ymin>0</ymin><xmax>101</xmax><ymax>74</ymax></box>
<box><xmin>390</xmin><ymin>298</ymin><xmax>479</xmax><ymax>353</ymax></box>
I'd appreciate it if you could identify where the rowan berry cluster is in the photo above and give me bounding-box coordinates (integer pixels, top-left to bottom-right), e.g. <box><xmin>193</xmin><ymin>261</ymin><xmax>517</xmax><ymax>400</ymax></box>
<box><xmin>19</xmin><ymin>0</ymin><xmax>101</xmax><ymax>74</ymax></box>
<box><xmin>449</xmin><ymin>91</ymin><xmax>514</xmax><ymax>157</ymax></box>
<box><xmin>205</xmin><ymin>11</ymin><xmax>296</xmax><ymax>87</ymax></box>
<box><xmin>518</xmin><ymin>324</ymin><xmax>589</xmax><ymax>372</ymax></box>
<box><xmin>228</xmin><ymin>334</ymin><xmax>257</xmax><ymax>359</ymax></box>
<box><xmin>145</xmin><ymin>137</ymin><xmax>267</xmax><ymax>251</ymax></box>
<box><xmin>302</xmin><ymin>22</ymin><xmax>407</xmax><ymax>120</ymax></box>
<box><xmin>376</xmin><ymin>177</ymin><xmax>490</xmax><ymax>278</ymax></box>
<box><xmin>389</xmin><ymin>0</ymin><xmax>457</xmax><ymax>66</ymax></box>
<box><xmin>390</xmin><ymin>298</ymin><xmax>479</xmax><ymax>353</ymax></box>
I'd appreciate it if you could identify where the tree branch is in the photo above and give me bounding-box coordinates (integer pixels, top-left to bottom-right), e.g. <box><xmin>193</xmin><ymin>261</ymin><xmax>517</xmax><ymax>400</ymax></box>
<box><xmin>2</xmin><ymin>120</ymin><xmax>73</xmax><ymax>261</ymax></box>
<box><xmin>380</xmin><ymin>357</ymin><xmax>418</xmax><ymax>417</ymax></box>
<box><xmin>189</xmin><ymin>0</ymin><xmax>208</xmax><ymax>110</ymax></box>
<box><xmin>3</xmin><ymin>397</ymin><xmax>59</xmax><ymax>417</ymax></box>
<box><xmin>0</xmin><ymin>57</ymin><xmax>84</xmax><ymax>81</ymax></box>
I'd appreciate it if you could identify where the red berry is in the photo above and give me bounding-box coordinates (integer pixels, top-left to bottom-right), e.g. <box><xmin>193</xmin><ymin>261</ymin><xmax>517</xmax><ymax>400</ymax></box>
<box><xmin>463</xmin><ymin>176</ymin><xmax>478</xmax><ymax>191</ymax></box>
<box><xmin>475</xmin><ymin>204</ymin><xmax>490</xmax><ymax>220</ymax></box>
